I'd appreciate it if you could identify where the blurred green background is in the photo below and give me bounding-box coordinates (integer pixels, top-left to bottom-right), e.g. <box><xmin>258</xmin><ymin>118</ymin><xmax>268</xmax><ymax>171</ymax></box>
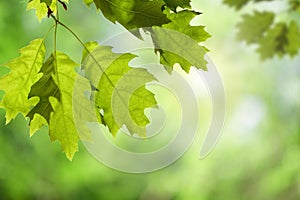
<box><xmin>0</xmin><ymin>0</ymin><xmax>300</xmax><ymax>199</ymax></box>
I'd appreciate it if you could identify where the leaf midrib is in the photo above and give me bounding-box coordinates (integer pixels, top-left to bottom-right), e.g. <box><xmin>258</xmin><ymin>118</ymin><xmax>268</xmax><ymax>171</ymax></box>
<box><xmin>24</xmin><ymin>40</ymin><xmax>44</xmax><ymax>90</ymax></box>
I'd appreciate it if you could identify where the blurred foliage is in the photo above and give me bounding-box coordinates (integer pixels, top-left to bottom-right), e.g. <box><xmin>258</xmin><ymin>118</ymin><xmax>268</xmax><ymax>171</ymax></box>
<box><xmin>224</xmin><ymin>0</ymin><xmax>300</xmax><ymax>60</ymax></box>
<box><xmin>0</xmin><ymin>0</ymin><xmax>300</xmax><ymax>199</ymax></box>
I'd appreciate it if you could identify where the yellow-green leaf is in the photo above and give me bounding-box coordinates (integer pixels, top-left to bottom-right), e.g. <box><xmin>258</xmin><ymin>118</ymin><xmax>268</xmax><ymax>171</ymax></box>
<box><xmin>152</xmin><ymin>9</ymin><xmax>210</xmax><ymax>73</ymax></box>
<box><xmin>29</xmin><ymin>114</ymin><xmax>48</xmax><ymax>137</ymax></box>
<box><xmin>27</xmin><ymin>54</ymin><xmax>60</xmax><ymax>135</ymax></box>
<box><xmin>0</xmin><ymin>39</ymin><xmax>45</xmax><ymax>123</ymax></box>
<box><xmin>83</xmin><ymin>0</ymin><xmax>93</xmax><ymax>7</ymax></box>
<box><xmin>27</xmin><ymin>0</ymin><xmax>48</xmax><ymax>22</ymax></box>
<box><xmin>48</xmin><ymin>52</ymin><xmax>79</xmax><ymax>160</ymax></box>
<box><xmin>83</xmin><ymin>45</ymin><xmax>157</xmax><ymax>137</ymax></box>
<box><xmin>163</xmin><ymin>0</ymin><xmax>191</xmax><ymax>11</ymax></box>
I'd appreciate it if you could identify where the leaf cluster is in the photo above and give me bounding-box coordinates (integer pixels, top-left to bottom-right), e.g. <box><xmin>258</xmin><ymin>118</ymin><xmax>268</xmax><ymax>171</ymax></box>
<box><xmin>224</xmin><ymin>0</ymin><xmax>300</xmax><ymax>59</ymax></box>
<box><xmin>0</xmin><ymin>0</ymin><xmax>210</xmax><ymax>159</ymax></box>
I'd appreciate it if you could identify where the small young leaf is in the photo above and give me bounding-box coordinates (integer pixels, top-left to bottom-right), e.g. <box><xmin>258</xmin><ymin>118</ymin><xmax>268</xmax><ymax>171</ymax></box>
<box><xmin>27</xmin><ymin>0</ymin><xmax>48</xmax><ymax>22</ymax></box>
<box><xmin>27</xmin><ymin>0</ymin><xmax>62</xmax><ymax>20</ymax></box>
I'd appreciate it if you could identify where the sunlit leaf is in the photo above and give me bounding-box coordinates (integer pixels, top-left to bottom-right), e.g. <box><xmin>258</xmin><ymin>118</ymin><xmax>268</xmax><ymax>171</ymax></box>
<box><xmin>0</xmin><ymin>39</ymin><xmax>45</xmax><ymax>123</ymax></box>
<box><xmin>153</xmin><ymin>9</ymin><xmax>210</xmax><ymax>73</ymax></box>
<box><xmin>163</xmin><ymin>0</ymin><xmax>191</xmax><ymax>11</ymax></box>
<box><xmin>48</xmin><ymin>52</ymin><xmax>79</xmax><ymax>160</ymax></box>
<box><xmin>83</xmin><ymin>0</ymin><xmax>94</xmax><ymax>7</ymax></box>
<box><xmin>27</xmin><ymin>55</ymin><xmax>60</xmax><ymax>135</ymax></box>
<box><xmin>27</xmin><ymin>0</ymin><xmax>48</xmax><ymax>22</ymax></box>
<box><xmin>83</xmin><ymin>45</ymin><xmax>157</xmax><ymax>137</ymax></box>
<box><xmin>92</xmin><ymin>0</ymin><xmax>171</xmax><ymax>30</ymax></box>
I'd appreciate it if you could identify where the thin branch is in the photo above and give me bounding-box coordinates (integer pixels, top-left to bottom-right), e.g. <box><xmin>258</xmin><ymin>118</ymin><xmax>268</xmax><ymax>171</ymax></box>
<box><xmin>50</xmin><ymin>14</ymin><xmax>118</xmax><ymax>92</ymax></box>
<box><xmin>50</xmin><ymin>14</ymin><xmax>130</xmax><ymax>110</ymax></box>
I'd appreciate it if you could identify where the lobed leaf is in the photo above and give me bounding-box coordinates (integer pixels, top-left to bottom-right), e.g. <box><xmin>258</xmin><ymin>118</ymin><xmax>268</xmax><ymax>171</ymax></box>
<box><xmin>257</xmin><ymin>23</ymin><xmax>287</xmax><ymax>59</ymax></box>
<box><xmin>27</xmin><ymin>0</ymin><xmax>68</xmax><ymax>21</ymax></box>
<box><xmin>27</xmin><ymin>55</ymin><xmax>60</xmax><ymax>135</ymax></box>
<box><xmin>86</xmin><ymin>0</ymin><xmax>210</xmax><ymax>74</ymax></box>
<box><xmin>83</xmin><ymin>45</ymin><xmax>157</xmax><ymax>137</ymax></box>
<box><xmin>230</xmin><ymin>0</ymin><xmax>300</xmax><ymax>59</ymax></box>
<box><xmin>48</xmin><ymin>52</ymin><xmax>79</xmax><ymax>160</ymax></box>
<box><xmin>223</xmin><ymin>0</ymin><xmax>269</xmax><ymax>10</ymax></box>
<box><xmin>237</xmin><ymin>11</ymin><xmax>274</xmax><ymax>44</ymax></box>
<box><xmin>286</xmin><ymin>21</ymin><xmax>300</xmax><ymax>57</ymax></box>
<box><xmin>257</xmin><ymin>21</ymin><xmax>300</xmax><ymax>60</ymax></box>
<box><xmin>27</xmin><ymin>0</ymin><xmax>48</xmax><ymax>22</ymax></box>
<box><xmin>92</xmin><ymin>0</ymin><xmax>171</xmax><ymax>30</ymax></box>
<box><xmin>223</xmin><ymin>0</ymin><xmax>250</xmax><ymax>10</ymax></box>
<box><xmin>163</xmin><ymin>0</ymin><xmax>191</xmax><ymax>11</ymax></box>
<box><xmin>0</xmin><ymin>39</ymin><xmax>45</xmax><ymax>123</ymax></box>
<box><xmin>152</xmin><ymin>9</ymin><xmax>210</xmax><ymax>73</ymax></box>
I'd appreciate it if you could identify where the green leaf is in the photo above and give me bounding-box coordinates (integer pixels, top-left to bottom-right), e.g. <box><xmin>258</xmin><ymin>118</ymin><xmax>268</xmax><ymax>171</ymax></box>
<box><xmin>84</xmin><ymin>45</ymin><xmax>157</xmax><ymax>137</ymax></box>
<box><xmin>286</xmin><ymin>21</ymin><xmax>300</xmax><ymax>57</ymax></box>
<box><xmin>163</xmin><ymin>0</ymin><xmax>191</xmax><ymax>11</ymax></box>
<box><xmin>159</xmin><ymin>50</ymin><xmax>194</xmax><ymax>73</ymax></box>
<box><xmin>29</xmin><ymin>114</ymin><xmax>48</xmax><ymax>137</ymax></box>
<box><xmin>81</xmin><ymin>41</ymin><xmax>99</xmax><ymax>63</ymax></box>
<box><xmin>223</xmin><ymin>0</ymin><xmax>250</xmax><ymax>9</ymax></box>
<box><xmin>153</xmin><ymin>9</ymin><xmax>210</xmax><ymax>73</ymax></box>
<box><xmin>163</xmin><ymin>9</ymin><xmax>210</xmax><ymax>43</ymax></box>
<box><xmin>92</xmin><ymin>0</ymin><xmax>171</xmax><ymax>30</ymax></box>
<box><xmin>48</xmin><ymin>52</ymin><xmax>79</xmax><ymax>160</ymax></box>
<box><xmin>27</xmin><ymin>0</ymin><xmax>48</xmax><ymax>22</ymax></box>
<box><xmin>21</xmin><ymin>51</ymin><xmax>79</xmax><ymax>159</ymax></box>
<box><xmin>289</xmin><ymin>0</ymin><xmax>300</xmax><ymax>11</ymax></box>
<box><xmin>237</xmin><ymin>11</ymin><xmax>274</xmax><ymax>44</ymax></box>
<box><xmin>129</xmin><ymin>86</ymin><xmax>156</xmax><ymax>129</ymax></box>
<box><xmin>83</xmin><ymin>0</ymin><xmax>94</xmax><ymax>7</ymax></box>
<box><xmin>27</xmin><ymin>0</ymin><xmax>64</xmax><ymax>20</ymax></box>
<box><xmin>257</xmin><ymin>23</ymin><xmax>287</xmax><ymax>59</ymax></box>
<box><xmin>96</xmin><ymin>64</ymin><xmax>157</xmax><ymax>137</ymax></box>
<box><xmin>72</xmin><ymin>73</ymin><xmax>96</xmax><ymax>141</ymax></box>
<box><xmin>29</xmin><ymin>0</ymin><xmax>53</xmax><ymax>5</ymax></box>
<box><xmin>230</xmin><ymin>2</ymin><xmax>300</xmax><ymax>59</ymax></box>
<box><xmin>223</xmin><ymin>0</ymin><xmax>274</xmax><ymax>10</ymax></box>
<box><xmin>0</xmin><ymin>39</ymin><xmax>45</xmax><ymax>123</ymax></box>
<box><xmin>28</xmin><ymin>0</ymin><xmax>68</xmax><ymax>6</ymax></box>
<box><xmin>27</xmin><ymin>55</ymin><xmax>60</xmax><ymax>135</ymax></box>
